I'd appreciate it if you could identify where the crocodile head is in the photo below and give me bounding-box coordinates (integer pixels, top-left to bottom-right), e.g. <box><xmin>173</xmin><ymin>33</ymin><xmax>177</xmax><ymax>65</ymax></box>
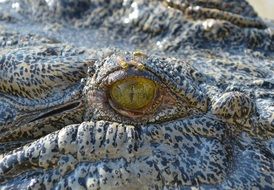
<box><xmin>0</xmin><ymin>0</ymin><xmax>273</xmax><ymax>189</ymax></box>
<box><xmin>0</xmin><ymin>47</ymin><xmax>273</xmax><ymax>189</ymax></box>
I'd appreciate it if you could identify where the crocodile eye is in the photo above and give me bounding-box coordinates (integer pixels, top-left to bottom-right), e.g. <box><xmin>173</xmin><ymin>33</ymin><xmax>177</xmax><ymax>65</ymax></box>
<box><xmin>109</xmin><ymin>77</ymin><xmax>158</xmax><ymax>111</ymax></box>
<box><xmin>85</xmin><ymin>52</ymin><xmax>208</xmax><ymax>124</ymax></box>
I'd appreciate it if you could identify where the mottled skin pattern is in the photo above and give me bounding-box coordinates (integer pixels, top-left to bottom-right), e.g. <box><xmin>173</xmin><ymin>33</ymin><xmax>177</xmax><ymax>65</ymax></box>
<box><xmin>0</xmin><ymin>0</ymin><xmax>274</xmax><ymax>189</ymax></box>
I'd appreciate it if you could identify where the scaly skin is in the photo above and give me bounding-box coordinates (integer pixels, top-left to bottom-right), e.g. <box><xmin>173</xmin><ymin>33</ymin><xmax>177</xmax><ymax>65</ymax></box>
<box><xmin>0</xmin><ymin>0</ymin><xmax>273</xmax><ymax>189</ymax></box>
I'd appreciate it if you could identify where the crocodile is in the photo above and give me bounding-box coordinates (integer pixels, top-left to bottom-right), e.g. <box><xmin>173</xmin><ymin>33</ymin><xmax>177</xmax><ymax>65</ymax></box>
<box><xmin>0</xmin><ymin>0</ymin><xmax>274</xmax><ymax>189</ymax></box>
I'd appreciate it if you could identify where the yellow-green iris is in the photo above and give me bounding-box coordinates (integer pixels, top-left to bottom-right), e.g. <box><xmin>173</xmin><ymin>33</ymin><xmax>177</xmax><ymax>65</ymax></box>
<box><xmin>110</xmin><ymin>77</ymin><xmax>157</xmax><ymax>110</ymax></box>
